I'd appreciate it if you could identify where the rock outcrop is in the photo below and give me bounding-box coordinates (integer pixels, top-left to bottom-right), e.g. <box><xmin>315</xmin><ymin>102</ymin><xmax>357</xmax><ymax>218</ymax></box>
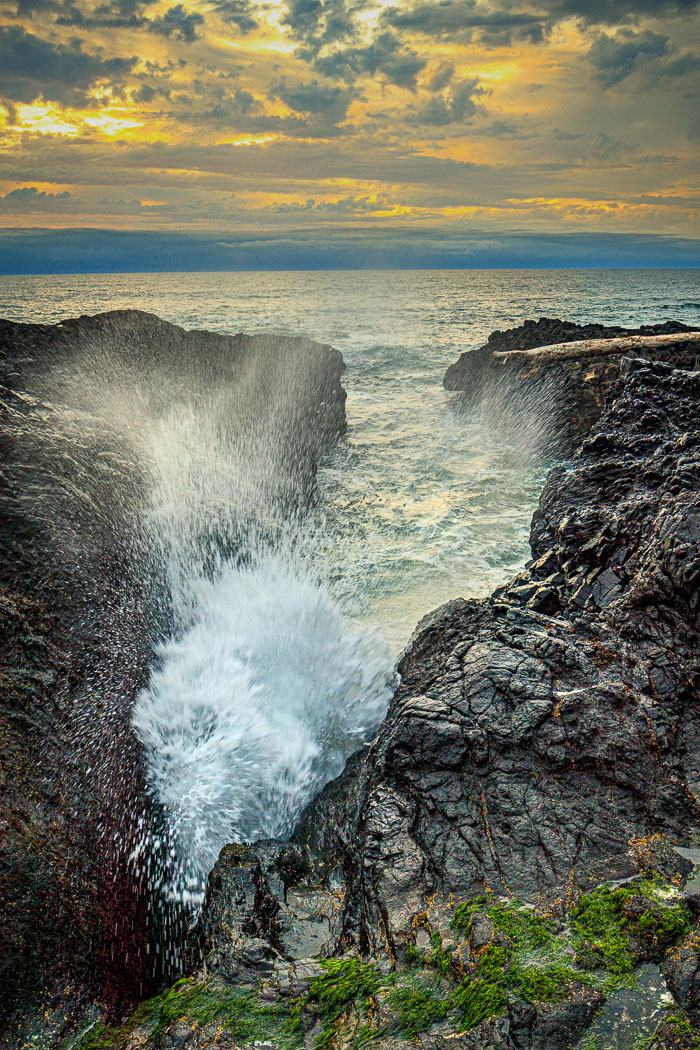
<box><xmin>5</xmin><ymin>312</ymin><xmax>700</xmax><ymax>1049</ymax></box>
<box><xmin>443</xmin><ymin>317</ymin><xmax>699</xmax><ymax>451</ymax></box>
<box><xmin>0</xmin><ymin>311</ymin><xmax>347</xmax><ymax>1046</ymax></box>
<box><xmin>107</xmin><ymin>350</ymin><xmax>700</xmax><ymax>1050</ymax></box>
<box><xmin>300</xmin><ymin>359</ymin><xmax>699</xmax><ymax>957</ymax></box>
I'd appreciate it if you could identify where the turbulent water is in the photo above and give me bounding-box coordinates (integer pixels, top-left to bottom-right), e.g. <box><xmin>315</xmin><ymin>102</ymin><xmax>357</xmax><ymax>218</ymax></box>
<box><xmin>4</xmin><ymin>268</ymin><xmax>699</xmax><ymax>892</ymax></box>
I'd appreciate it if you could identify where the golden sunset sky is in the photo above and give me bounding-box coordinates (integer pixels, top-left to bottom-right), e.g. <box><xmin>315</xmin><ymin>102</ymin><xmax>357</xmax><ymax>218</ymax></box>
<box><xmin>0</xmin><ymin>0</ymin><xmax>698</xmax><ymax>268</ymax></box>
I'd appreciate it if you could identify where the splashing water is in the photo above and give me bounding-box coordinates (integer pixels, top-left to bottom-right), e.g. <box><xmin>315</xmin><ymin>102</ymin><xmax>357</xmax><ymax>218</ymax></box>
<box><xmin>132</xmin><ymin>551</ymin><xmax>390</xmax><ymax>893</ymax></box>
<box><xmin>123</xmin><ymin>361</ymin><xmax>393</xmax><ymax>900</ymax></box>
<box><xmin>8</xmin><ymin>329</ymin><xmax>393</xmax><ymax>910</ymax></box>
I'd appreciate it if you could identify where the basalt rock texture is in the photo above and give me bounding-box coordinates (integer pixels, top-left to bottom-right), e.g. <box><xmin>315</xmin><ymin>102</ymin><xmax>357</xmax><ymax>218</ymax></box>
<box><xmin>0</xmin><ymin>311</ymin><xmax>347</xmax><ymax>1047</ymax></box>
<box><xmin>327</xmin><ymin>359</ymin><xmax>700</xmax><ymax>953</ymax></box>
<box><xmin>62</xmin><ymin>351</ymin><xmax>700</xmax><ymax>1050</ymax></box>
<box><xmin>443</xmin><ymin>317</ymin><xmax>699</xmax><ymax>452</ymax></box>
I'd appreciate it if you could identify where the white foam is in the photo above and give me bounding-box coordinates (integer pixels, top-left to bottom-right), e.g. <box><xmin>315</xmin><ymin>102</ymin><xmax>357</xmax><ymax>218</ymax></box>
<box><xmin>132</xmin><ymin>549</ymin><xmax>391</xmax><ymax>887</ymax></box>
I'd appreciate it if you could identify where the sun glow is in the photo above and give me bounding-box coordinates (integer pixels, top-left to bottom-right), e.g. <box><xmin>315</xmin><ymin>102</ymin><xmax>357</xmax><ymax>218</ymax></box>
<box><xmin>13</xmin><ymin>104</ymin><xmax>80</xmax><ymax>137</ymax></box>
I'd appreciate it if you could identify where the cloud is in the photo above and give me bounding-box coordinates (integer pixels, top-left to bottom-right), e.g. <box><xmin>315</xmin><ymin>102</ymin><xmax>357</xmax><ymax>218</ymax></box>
<box><xmin>409</xmin><ymin>78</ymin><xmax>486</xmax><ymax>125</ymax></box>
<box><xmin>274</xmin><ymin>78</ymin><xmax>355</xmax><ymax>123</ymax></box>
<box><xmin>381</xmin><ymin>0</ymin><xmax>700</xmax><ymax>45</ymax></box>
<box><xmin>423</xmin><ymin>63</ymin><xmax>455</xmax><ymax>91</ymax></box>
<box><xmin>149</xmin><ymin>3</ymin><xmax>205</xmax><ymax>41</ymax></box>
<box><xmin>0</xmin><ymin>24</ymin><xmax>136</xmax><ymax>104</ymax></box>
<box><xmin>207</xmin><ymin>0</ymin><xmax>257</xmax><ymax>33</ymax></box>
<box><xmin>382</xmin><ymin>2</ymin><xmax>548</xmax><ymax>46</ymax></box>
<box><xmin>0</xmin><ymin>185</ymin><xmax>72</xmax><ymax>201</ymax></box>
<box><xmin>589</xmin><ymin>29</ymin><xmax>700</xmax><ymax>86</ymax></box>
<box><xmin>547</xmin><ymin>0</ymin><xmax>700</xmax><ymax>23</ymax></box>
<box><xmin>282</xmin><ymin>0</ymin><xmax>359</xmax><ymax>58</ymax></box>
<box><xmin>314</xmin><ymin>32</ymin><xmax>427</xmax><ymax>87</ymax></box>
<box><xmin>7</xmin><ymin>0</ymin><xmax>157</xmax><ymax>27</ymax></box>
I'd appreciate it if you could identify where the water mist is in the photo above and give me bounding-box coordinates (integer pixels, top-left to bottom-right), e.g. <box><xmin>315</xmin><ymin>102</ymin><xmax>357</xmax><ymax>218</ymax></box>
<box><xmin>5</xmin><ymin>321</ymin><xmax>392</xmax><ymax>983</ymax></box>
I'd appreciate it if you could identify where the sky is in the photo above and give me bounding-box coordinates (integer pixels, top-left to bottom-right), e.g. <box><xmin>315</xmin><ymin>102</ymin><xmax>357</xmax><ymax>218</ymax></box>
<box><xmin>0</xmin><ymin>0</ymin><xmax>698</xmax><ymax>270</ymax></box>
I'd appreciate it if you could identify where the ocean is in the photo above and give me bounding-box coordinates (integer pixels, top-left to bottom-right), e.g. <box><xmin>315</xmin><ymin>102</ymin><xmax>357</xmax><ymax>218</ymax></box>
<box><xmin>3</xmin><ymin>268</ymin><xmax>698</xmax><ymax>652</ymax></box>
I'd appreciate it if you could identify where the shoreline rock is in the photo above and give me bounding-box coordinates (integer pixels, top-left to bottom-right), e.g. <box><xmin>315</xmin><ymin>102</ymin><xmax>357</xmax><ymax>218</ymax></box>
<box><xmin>443</xmin><ymin>317</ymin><xmax>699</xmax><ymax>451</ymax></box>
<box><xmin>165</xmin><ymin>352</ymin><xmax>700</xmax><ymax>1050</ymax></box>
<box><xmin>4</xmin><ymin>312</ymin><xmax>700</xmax><ymax>1049</ymax></box>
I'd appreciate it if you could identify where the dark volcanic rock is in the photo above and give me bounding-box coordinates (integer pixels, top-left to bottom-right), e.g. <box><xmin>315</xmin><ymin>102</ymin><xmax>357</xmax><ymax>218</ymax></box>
<box><xmin>303</xmin><ymin>360</ymin><xmax>700</xmax><ymax>954</ymax></box>
<box><xmin>662</xmin><ymin>925</ymin><xmax>700</xmax><ymax>1026</ymax></box>
<box><xmin>0</xmin><ymin>311</ymin><xmax>347</xmax><ymax>1045</ymax></box>
<box><xmin>56</xmin><ymin>347</ymin><xmax>700</xmax><ymax>1050</ymax></box>
<box><xmin>443</xmin><ymin>317</ymin><xmax>698</xmax><ymax>451</ymax></box>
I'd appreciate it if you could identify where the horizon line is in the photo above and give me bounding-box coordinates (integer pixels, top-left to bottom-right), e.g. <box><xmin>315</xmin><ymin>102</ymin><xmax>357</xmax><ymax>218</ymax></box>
<box><xmin>2</xmin><ymin>263</ymin><xmax>700</xmax><ymax>278</ymax></box>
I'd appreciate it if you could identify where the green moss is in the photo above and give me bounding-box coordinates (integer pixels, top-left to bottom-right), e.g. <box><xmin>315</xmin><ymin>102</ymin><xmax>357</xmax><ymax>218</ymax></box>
<box><xmin>571</xmin><ymin>879</ymin><xmax>692</xmax><ymax>978</ymax></box>
<box><xmin>149</xmin><ymin>979</ymin><xmax>304</xmax><ymax>1047</ymax></box>
<box><xmin>508</xmin><ymin>958</ymin><xmax>591</xmax><ymax>1002</ymax></box>
<box><xmin>427</xmin><ymin>931</ymin><xmax>454</xmax><ymax>975</ymax></box>
<box><xmin>634</xmin><ymin>901</ymin><xmax>693</xmax><ymax>945</ymax></box>
<box><xmin>488</xmin><ymin>900</ymin><xmax>557</xmax><ymax>952</ymax></box>
<box><xmin>452</xmin><ymin>895</ymin><xmax>558</xmax><ymax>956</ymax></box>
<box><xmin>74</xmin><ymin>1024</ymin><xmax>128</xmax><ymax>1050</ymax></box>
<box><xmin>404</xmin><ymin>940</ymin><xmax>424</xmax><ymax>967</ymax></box>
<box><xmin>387</xmin><ymin>980</ymin><xmax>450</xmax><ymax>1038</ymax></box>
<box><xmin>349</xmin><ymin>1021</ymin><xmax>387</xmax><ymax>1047</ymax></box>
<box><xmin>451</xmin><ymin>894</ymin><xmax>494</xmax><ymax>935</ymax></box>
<box><xmin>307</xmin><ymin>958</ymin><xmax>382</xmax><ymax>1048</ymax></box>
<box><xmin>451</xmin><ymin>976</ymin><xmax>508</xmax><ymax>1030</ymax></box>
<box><xmin>75</xmin><ymin>980</ymin><xmax>304</xmax><ymax>1050</ymax></box>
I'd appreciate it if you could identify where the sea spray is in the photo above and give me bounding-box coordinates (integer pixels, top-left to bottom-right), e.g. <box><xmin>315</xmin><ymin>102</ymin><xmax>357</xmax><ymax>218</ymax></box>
<box><xmin>5</xmin><ymin>321</ymin><xmax>391</xmax><ymax>955</ymax></box>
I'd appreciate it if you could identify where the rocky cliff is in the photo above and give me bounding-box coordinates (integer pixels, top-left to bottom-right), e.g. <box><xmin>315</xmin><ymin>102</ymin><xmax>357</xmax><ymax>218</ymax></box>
<box><xmin>4</xmin><ymin>314</ymin><xmax>700</xmax><ymax>1050</ymax></box>
<box><xmin>87</xmin><ymin>352</ymin><xmax>700</xmax><ymax>1050</ymax></box>
<box><xmin>443</xmin><ymin>317</ymin><xmax>699</xmax><ymax>451</ymax></box>
<box><xmin>0</xmin><ymin>311</ymin><xmax>347</xmax><ymax>1047</ymax></box>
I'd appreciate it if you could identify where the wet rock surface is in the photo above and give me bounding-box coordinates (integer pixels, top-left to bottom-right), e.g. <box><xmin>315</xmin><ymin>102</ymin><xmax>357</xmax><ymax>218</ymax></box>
<box><xmin>4</xmin><ymin>315</ymin><xmax>700</xmax><ymax>1049</ymax></box>
<box><xmin>310</xmin><ymin>361</ymin><xmax>700</xmax><ymax>959</ymax></box>
<box><xmin>0</xmin><ymin>311</ymin><xmax>347</xmax><ymax>1046</ymax></box>
<box><xmin>110</xmin><ymin>351</ymin><xmax>700</xmax><ymax>1050</ymax></box>
<box><xmin>443</xmin><ymin>317</ymin><xmax>699</xmax><ymax>451</ymax></box>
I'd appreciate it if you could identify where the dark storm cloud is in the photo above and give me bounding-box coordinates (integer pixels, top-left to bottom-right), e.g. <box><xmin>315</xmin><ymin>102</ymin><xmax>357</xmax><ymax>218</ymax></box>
<box><xmin>149</xmin><ymin>4</ymin><xmax>205</xmax><ymax>41</ymax></box>
<box><xmin>0</xmin><ymin>25</ymin><xmax>136</xmax><ymax>104</ymax></box>
<box><xmin>589</xmin><ymin>29</ymin><xmax>700</xmax><ymax>86</ymax></box>
<box><xmin>313</xmin><ymin>32</ymin><xmax>427</xmax><ymax>87</ymax></box>
<box><xmin>207</xmin><ymin>0</ymin><xmax>258</xmax><ymax>33</ymax></box>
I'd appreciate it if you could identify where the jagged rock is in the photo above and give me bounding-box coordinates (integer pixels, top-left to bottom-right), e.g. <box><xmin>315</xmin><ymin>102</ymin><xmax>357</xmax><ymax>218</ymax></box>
<box><xmin>530</xmin><ymin>985</ymin><xmax>606</xmax><ymax>1050</ymax></box>
<box><xmin>303</xmin><ymin>361</ymin><xmax>700</xmax><ymax>954</ymax></box>
<box><xmin>443</xmin><ymin>317</ymin><xmax>698</xmax><ymax>451</ymax></box>
<box><xmin>194</xmin><ymin>839</ymin><xmax>343</xmax><ymax>990</ymax></box>
<box><xmin>662</xmin><ymin>926</ymin><xmax>700</xmax><ymax>1025</ymax></box>
<box><xmin>647</xmin><ymin>1014</ymin><xmax>700</xmax><ymax>1050</ymax></box>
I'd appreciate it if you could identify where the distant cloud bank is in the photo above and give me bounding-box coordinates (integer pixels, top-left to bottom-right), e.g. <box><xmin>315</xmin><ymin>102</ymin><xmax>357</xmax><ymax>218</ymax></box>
<box><xmin>0</xmin><ymin>227</ymin><xmax>697</xmax><ymax>273</ymax></box>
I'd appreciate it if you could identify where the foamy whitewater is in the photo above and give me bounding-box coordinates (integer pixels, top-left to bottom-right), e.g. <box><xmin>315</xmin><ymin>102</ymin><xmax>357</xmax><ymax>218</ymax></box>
<box><xmin>133</xmin><ymin>553</ymin><xmax>390</xmax><ymax>884</ymax></box>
